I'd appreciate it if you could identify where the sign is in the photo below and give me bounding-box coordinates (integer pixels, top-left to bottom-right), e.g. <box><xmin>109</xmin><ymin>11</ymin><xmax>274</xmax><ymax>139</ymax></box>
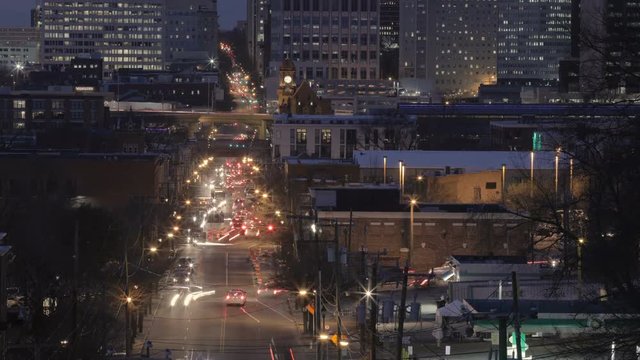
<box><xmin>306</xmin><ymin>304</ymin><xmax>315</xmax><ymax>315</ymax></box>
<box><xmin>330</xmin><ymin>334</ymin><xmax>348</xmax><ymax>346</ymax></box>
<box><xmin>509</xmin><ymin>332</ymin><xmax>529</xmax><ymax>351</ymax></box>
<box><xmin>445</xmin><ymin>345</ymin><xmax>451</xmax><ymax>355</ymax></box>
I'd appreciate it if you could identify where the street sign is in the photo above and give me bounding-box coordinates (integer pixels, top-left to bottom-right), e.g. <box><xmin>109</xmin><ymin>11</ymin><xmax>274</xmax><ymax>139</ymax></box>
<box><xmin>306</xmin><ymin>304</ymin><xmax>315</xmax><ymax>315</ymax></box>
<box><xmin>510</xmin><ymin>332</ymin><xmax>529</xmax><ymax>351</ymax></box>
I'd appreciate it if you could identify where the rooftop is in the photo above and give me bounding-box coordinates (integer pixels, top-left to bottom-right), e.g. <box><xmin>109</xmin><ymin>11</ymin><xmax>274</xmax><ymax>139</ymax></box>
<box><xmin>399</xmin><ymin>103</ymin><xmax>640</xmax><ymax>116</ymax></box>
<box><xmin>354</xmin><ymin>150</ymin><xmax>562</xmax><ymax>171</ymax></box>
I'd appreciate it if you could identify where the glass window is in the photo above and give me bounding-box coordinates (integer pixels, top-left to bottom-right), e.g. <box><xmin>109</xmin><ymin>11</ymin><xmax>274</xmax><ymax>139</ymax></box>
<box><xmin>293</xmin><ymin>0</ymin><xmax>300</xmax><ymax>11</ymax></box>
<box><xmin>284</xmin><ymin>0</ymin><xmax>291</xmax><ymax>10</ymax></box>
<box><xmin>361</xmin><ymin>0</ymin><xmax>368</xmax><ymax>11</ymax></box>
<box><xmin>303</xmin><ymin>0</ymin><xmax>309</xmax><ymax>11</ymax></box>
<box><xmin>351</xmin><ymin>0</ymin><xmax>358</xmax><ymax>11</ymax></box>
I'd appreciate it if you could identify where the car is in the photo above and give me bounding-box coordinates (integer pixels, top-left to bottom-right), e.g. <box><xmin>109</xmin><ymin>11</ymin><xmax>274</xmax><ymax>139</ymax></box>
<box><xmin>257</xmin><ymin>281</ymin><xmax>288</xmax><ymax>296</ymax></box>
<box><xmin>172</xmin><ymin>269</ymin><xmax>192</xmax><ymax>285</ymax></box>
<box><xmin>177</xmin><ymin>257</ymin><xmax>194</xmax><ymax>269</ymax></box>
<box><xmin>225</xmin><ymin>289</ymin><xmax>247</xmax><ymax>306</ymax></box>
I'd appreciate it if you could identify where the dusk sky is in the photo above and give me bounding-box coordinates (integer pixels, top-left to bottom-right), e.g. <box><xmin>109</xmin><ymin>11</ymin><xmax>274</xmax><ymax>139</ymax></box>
<box><xmin>0</xmin><ymin>0</ymin><xmax>245</xmax><ymax>30</ymax></box>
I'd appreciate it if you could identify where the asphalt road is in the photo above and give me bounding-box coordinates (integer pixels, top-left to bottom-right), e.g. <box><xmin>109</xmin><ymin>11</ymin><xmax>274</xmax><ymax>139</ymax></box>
<box><xmin>141</xmin><ymin>238</ymin><xmax>314</xmax><ymax>360</ymax></box>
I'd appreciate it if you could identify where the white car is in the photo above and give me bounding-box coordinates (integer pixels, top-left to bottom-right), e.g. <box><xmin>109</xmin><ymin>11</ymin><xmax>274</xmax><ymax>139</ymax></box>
<box><xmin>225</xmin><ymin>289</ymin><xmax>247</xmax><ymax>306</ymax></box>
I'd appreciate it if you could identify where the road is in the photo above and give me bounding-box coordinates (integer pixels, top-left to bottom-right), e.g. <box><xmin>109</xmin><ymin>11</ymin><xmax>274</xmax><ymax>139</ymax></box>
<box><xmin>138</xmin><ymin>155</ymin><xmax>313</xmax><ymax>360</ymax></box>
<box><xmin>141</xmin><ymin>238</ymin><xmax>313</xmax><ymax>360</ymax></box>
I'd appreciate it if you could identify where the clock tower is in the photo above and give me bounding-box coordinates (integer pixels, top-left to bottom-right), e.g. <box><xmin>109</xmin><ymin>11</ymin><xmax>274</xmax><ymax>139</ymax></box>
<box><xmin>277</xmin><ymin>58</ymin><xmax>297</xmax><ymax>113</ymax></box>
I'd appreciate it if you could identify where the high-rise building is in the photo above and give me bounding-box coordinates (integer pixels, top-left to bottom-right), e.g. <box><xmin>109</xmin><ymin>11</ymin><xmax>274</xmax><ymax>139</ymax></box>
<box><xmin>41</xmin><ymin>0</ymin><xmax>165</xmax><ymax>76</ymax></box>
<box><xmin>40</xmin><ymin>0</ymin><xmax>219</xmax><ymax>77</ymax></box>
<box><xmin>268</xmin><ymin>0</ymin><xmax>380</xmax><ymax>81</ymax></box>
<box><xmin>497</xmin><ymin>0</ymin><xmax>573</xmax><ymax>85</ymax></box>
<box><xmin>379</xmin><ymin>0</ymin><xmax>399</xmax><ymax>79</ymax></box>
<box><xmin>580</xmin><ymin>0</ymin><xmax>640</xmax><ymax>95</ymax></box>
<box><xmin>165</xmin><ymin>0</ymin><xmax>218</xmax><ymax>67</ymax></box>
<box><xmin>0</xmin><ymin>28</ymin><xmax>40</xmax><ymax>68</ymax></box>
<box><xmin>399</xmin><ymin>0</ymin><xmax>497</xmax><ymax>98</ymax></box>
<box><xmin>246</xmin><ymin>0</ymin><xmax>270</xmax><ymax>78</ymax></box>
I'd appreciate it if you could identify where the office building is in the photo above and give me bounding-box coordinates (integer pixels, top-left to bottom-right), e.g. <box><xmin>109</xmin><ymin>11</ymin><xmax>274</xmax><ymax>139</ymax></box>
<box><xmin>41</xmin><ymin>0</ymin><xmax>165</xmax><ymax>76</ymax></box>
<box><xmin>247</xmin><ymin>0</ymin><xmax>270</xmax><ymax>78</ymax></box>
<box><xmin>0</xmin><ymin>28</ymin><xmax>40</xmax><ymax>68</ymax></box>
<box><xmin>379</xmin><ymin>0</ymin><xmax>399</xmax><ymax>79</ymax></box>
<box><xmin>268</xmin><ymin>0</ymin><xmax>380</xmax><ymax>82</ymax></box>
<box><xmin>497</xmin><ymin>0</ymin><xmax>573</xmax><ymax>85</ymax></box>
<box><xmin>0</xmin><ymin>89</ymin><xmax>107</xmax><ymax>131</ymax></box>
<box><xmin>580</xmin><ymin>0</ymin><xmax>640</xmax><ymax>95</ymax></box>
<box><xmin>399</xmin><ymin>0</ymin><xmax>498</xmax><ymax>98</ymax></box>
<box><xmin>165</xmin><ymin>0</ymin><xmax>218</xmax><ymax>67</ymax></box>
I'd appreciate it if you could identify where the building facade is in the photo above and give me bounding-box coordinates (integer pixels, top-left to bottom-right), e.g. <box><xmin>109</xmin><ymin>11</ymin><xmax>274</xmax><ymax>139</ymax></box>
<box><xmin>41</xmin><ymin>0</ymin><xmax>165</xmax><ymax>76</ymax></box>
<box><xmin>0</xmin><ymin>28</ymin><xmax>41</xmax><ymax>68</ymax></box>
<box><xmin>164</xmin><ymin>0</ymin><xmax>218</xmax><ymax>67</ymax></box>
<box><xmin>314</xmin><ymin>199</ymin><xmax>530</xmax><ymax>271</ymax></box>
<box><xmin>271</xmin><ymin>113</ymin><xmax>416</xmax><ymax>160</ymax></box>
<box><xmin>497</xmin><ymin>0</ymin><xmax>573</xmax><ymax>85</ymax></box>
<box><xmin>580</xmin><ymin>0</ymin><xmax>640</xmax><ymax>95</ymax></box>
<box><xmin>0</xmin><ymin>89</ymin><xmax>107</xmax><ymax>132</ymax></box>
<box><xmin>0</xmin><ymin>152</ymin><xmax>167</xmax><ymax>209</ymax></box>
<box><xmin>379</xmin><ymin>0</ymin><xmax>399</xmax><ymax>79</ymax></box>
<box><xmin>399</xmin><ymin>0</ymin><xmax>498</xmax><ymax>98</ymax></box>
<box><xmin>268</xmin><ymin>0</ymin><xmax>381</xmax><ymax>81</ymax></box>
<box><xmin>246</xmin><ymin>0</ymin><xmax>270</xmax><ymax>78</ymax></box>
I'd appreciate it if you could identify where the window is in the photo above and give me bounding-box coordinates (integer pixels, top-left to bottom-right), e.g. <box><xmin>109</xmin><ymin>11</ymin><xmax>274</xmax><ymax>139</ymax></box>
<box><xmin>485</xmin><ymin>182</ymin><xmax>497</xmax><ymax>189</ymax></box>
<box><xmin>340</xmin><ymin>129</ymin><xmax>357</xmax><ymax>159</ymax></box>
<box><xmin>13</xmin><ymin>100</ymin><xmax>25</xmax><ymax>109</ymax></box>
<box><xmin>290</xmin><ymin>129</ymin><xmax>309</xmax><ymax>156</ymax></box>
<box><xmin>315</xmin><ymin>129</ymin><xmax>332</xmax><ymax>157</ymax></box>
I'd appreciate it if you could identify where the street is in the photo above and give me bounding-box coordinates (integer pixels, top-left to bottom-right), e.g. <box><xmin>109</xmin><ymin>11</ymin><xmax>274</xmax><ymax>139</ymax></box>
<box><xmin>139</xmin><ymin>238</ymin><xmax>313</xmax><ymax>360</ymax></box>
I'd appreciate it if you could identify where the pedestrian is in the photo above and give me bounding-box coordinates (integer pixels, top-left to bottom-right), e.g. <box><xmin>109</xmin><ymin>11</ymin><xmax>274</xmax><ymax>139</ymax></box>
<box><xmin>144</xmin><ymin>340</ymin><xmax>153</xmax><ymax>358</ymax></box>
<box><xmin>165</xmin><ymin>348</ymin><xmax>172</xmax><ymax>359</ymax></box>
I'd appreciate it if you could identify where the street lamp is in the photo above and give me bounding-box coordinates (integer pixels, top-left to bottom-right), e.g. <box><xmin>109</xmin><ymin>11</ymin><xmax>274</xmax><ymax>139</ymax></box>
<box><xmin>299</xmin><ymin>289</ymin><xmax>308</xmax><ymax>296</ymax></box>
<box><xmin>578</xmin><ymin>237</ymin><xmax>585</xmax><ymax>296</ymax></box>
<box><xmin>409</xmin><ymin>198</ymin><xmax>417</xmax><ymax>266</ymax></box>
<box><xmin>149</xmin><ymin>247</ymin><xmax>157</xmax><ymax>253</ymax></box>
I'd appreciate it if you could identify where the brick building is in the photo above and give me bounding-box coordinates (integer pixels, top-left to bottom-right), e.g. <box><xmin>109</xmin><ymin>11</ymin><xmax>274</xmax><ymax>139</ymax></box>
<box><xmin>0</xmin><ymin>152</ymin><xmax>167</xmax><ymax>209</ymax></box>
<box><xmin>311</xmin><ymin>187</ymin><xmax>530</xmax><ymax>271</ymax></box>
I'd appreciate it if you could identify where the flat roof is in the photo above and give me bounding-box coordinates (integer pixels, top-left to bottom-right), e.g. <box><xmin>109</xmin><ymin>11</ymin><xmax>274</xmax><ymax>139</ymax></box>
<box><xmin>354</xmin><ymin>150</ymin><xmax>562</xmax><ymax>171</ymax></box>
<box><xmin>399</xmin><ymin>103</ymin><xmax>640</xmax><ymax>116</ymax></box>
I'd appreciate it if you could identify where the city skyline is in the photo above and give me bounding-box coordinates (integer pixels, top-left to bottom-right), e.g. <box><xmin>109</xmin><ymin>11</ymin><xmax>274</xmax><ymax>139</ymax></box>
<box><xmin>0</xmin><ymin>0</ymin><xmax>245</xmax><ymax>29</ymax></box>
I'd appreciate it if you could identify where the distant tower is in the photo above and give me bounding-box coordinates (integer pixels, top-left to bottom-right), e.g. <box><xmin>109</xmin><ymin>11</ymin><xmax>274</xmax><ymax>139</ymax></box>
<box><xmin>277</xmin><ymin>58</ymin><xmax>296</xmax><ymax>113</ymax></box>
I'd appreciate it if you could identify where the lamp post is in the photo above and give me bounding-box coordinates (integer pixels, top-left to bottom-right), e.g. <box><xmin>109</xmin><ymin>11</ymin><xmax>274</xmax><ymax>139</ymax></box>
<box><xmin>578</xmin><ymin>237</ymin><xmax>584</xmax><ymax>297</ymax></box>
<box><xmin>398</xmin><ymin>160</ymin><xmax>403</xmax><ymax>191</ymax></box>
<box><xmin>529</xmin><ymin>151</ymin><xmax>535</xmax><ymax>197</ymax></box>
<box><xmin>409</xmin><ymin>199</ymin><xmax>417</xmax><ymax>266</ymax></box>
<box><xmin>383</xmin><ymin>156</ymin><xmax>387</xmax><ymax>184</ymax></box>
<box><xmin>555</xmin><ymin>148</ymin><xmax>560</xmax><ymax>198</ymax></box>
<box><xmin>501</xmin><ymin>164</ymin><xmax>507</xmax><ymax>204</ymax></box>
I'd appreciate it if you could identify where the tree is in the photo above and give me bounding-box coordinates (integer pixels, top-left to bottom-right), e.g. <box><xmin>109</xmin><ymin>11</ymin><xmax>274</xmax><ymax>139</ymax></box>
<box><xmin>506</xmin><ymin>114</ymin><xmax>640</xmax><ymax>358</ymax></box>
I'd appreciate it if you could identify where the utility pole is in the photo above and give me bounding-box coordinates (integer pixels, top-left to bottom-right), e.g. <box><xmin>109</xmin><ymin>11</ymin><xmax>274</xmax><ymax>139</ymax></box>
<box><xmin>335</xmin><ymin>222</ymin><xmax>342</xmax><ymax>360</ymax></box>
<box><xmin>72</xmin><ymin>221</ymin><xmax>79</xmax><ymax>355</ymax></box>
<box><xmin>512</xmin><ymin>271</ymin><xmax>522</xmax><ymax>360</ymax></box>
<box><xmin>396</xmin><ymin>263</ymin><xmax>409</xmax><ymax>360</ymax></box>
<box><xmin>125</xmin><ymin>241</ymin><xmax>131</xmax><ymax>357</ymax></box>
<box><xmin>498</xmin><ymin>317</ymin><xmax>507</xmax><ymax>360</ymax></box>
<box><xmin>315</xmin><ymin>270</ymin><xmax>322</xmax><ymax>360</ymax></box>
<box><xmin>369</xmin><ymin>263</ymin><xmax>378</xmax><ymax>360</ymax></box>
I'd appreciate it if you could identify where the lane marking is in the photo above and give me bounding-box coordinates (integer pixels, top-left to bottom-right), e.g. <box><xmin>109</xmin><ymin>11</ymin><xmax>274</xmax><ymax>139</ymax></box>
<box><xmin>256</xmin><ymin>298</ymin><xmax>296</xmax><ymax>323</ymax></box>
<box><xmin>241</xmin><ymin>306</ymin><xmax>261</xmax><ymax>323</ymax></box>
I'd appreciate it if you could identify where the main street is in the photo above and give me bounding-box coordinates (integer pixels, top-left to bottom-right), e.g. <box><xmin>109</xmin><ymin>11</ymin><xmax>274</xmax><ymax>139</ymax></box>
<box><xmin>136</xmin><ymin>154</ymin><xmax>315</xmax><ymax>360</ymax></box>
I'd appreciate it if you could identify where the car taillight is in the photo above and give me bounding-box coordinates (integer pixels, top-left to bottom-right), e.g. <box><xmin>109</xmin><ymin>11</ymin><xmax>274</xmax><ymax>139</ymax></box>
<box><xmin>241</xmin><ymin>296</ymin><xmax>245</xmax><ymax>300</ymax></box>
<box><xmin>226</xmin><ymin>295</ymin><xmax>230</xmax><ymax>299</ymax></box>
